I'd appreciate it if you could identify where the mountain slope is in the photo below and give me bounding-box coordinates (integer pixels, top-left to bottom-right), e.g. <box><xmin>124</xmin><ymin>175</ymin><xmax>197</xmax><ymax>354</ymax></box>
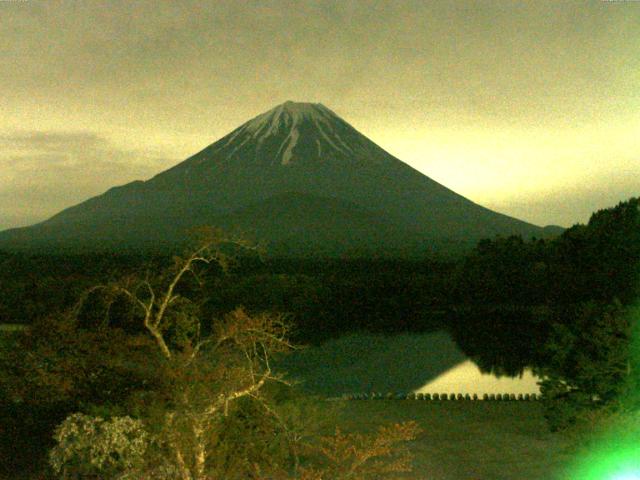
<box><xmin>0</xmin><ymin>101</ymin><xmax>555</xmax><ymax>254</ymax></box>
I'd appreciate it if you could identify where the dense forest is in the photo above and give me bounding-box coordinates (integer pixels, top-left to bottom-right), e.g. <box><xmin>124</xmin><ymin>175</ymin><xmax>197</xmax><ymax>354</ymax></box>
<box><xmin>450</xmin><ymin>198</ymin><xmax>640</xmax><ymax>429</ymax></box>
<box><xmin>0</xmin><ymin>197</ymin><xmax>638</xmax><ymax>477</ymax></box>
<box><xmin>0</xmin><ymin>249</ymin><xmax>456</xmax><ymax>343</ymax></box>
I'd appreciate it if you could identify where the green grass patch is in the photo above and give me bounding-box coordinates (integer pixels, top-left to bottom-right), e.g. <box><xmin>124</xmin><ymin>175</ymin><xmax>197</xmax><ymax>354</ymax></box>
<box><xmin>324</xmin><ymin>400</ymin><xmax>574</xmax><ymax>480</ymax></box>
<box><xmin>0</xmin><ymin>323</ymin><xmax>27</xmax><ymax>332</ymax></box>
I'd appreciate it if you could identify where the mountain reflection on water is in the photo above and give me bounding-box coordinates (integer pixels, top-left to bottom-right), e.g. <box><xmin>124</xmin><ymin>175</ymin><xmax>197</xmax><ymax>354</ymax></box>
<box><xmin>276</xmin><ymin>331</ymin><xmax>540</xmax><ymax>396</ymax></box>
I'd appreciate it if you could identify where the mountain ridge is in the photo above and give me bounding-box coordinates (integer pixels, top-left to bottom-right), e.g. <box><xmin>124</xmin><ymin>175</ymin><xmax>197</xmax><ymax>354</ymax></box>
<box><xmin>0</xmin><ymin>101</ymin><xmax>561</xmax><ymax>255</ymax></box>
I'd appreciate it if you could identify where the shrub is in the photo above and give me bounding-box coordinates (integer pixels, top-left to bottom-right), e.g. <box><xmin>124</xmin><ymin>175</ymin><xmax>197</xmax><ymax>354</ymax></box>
<box><xmin>297</xmin><ymin>421</ymin><xmax>422</xmax><ymax>480</ymax></box>
<box><xmin>49</xmin><ymin>413</ymin><xmax>148</xmax><ymax>479</ymax></box>
<box><xmin>536</xmin><ymin>301</ymin><xmax>633</xmax><ymax>430</ymax></box>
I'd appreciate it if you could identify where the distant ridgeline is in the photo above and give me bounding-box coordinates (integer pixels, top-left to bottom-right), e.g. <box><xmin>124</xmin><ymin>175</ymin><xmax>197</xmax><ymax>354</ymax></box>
<box><xmin>0</xmin><ymin>101</ymin><xmax>561</xmax><ymax>256</ymax></box>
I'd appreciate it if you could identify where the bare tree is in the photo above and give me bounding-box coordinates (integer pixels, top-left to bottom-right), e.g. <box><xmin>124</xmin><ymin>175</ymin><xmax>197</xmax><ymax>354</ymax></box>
<box><xmin>73</xmin><ymin>228</ymin><xmax>294</xmax><ymax>480</ymax></box>
<box><xmin>55</xmin><ymin>228</ymin><xmax>422</xmax><ymax>479</ymax></box>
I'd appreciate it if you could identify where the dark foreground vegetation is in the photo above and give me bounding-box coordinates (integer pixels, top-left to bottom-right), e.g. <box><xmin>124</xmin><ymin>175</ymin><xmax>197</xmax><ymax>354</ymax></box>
<box><xmin>0</xmin><ymin>197</ymin><xmax>638</xmax><ymax>478</ymax></box>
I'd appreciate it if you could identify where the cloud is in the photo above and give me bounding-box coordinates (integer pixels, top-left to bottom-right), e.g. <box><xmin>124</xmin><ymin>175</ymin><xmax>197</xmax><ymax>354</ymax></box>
<box><xmin>485</xmin><ymin>175</ymin><xmax>640</xmax><ymax>229</ymax></box>
<box><xmin>0</xmin><ymin>131</ymin><xmax>108</xmax><ymax>151</ymax></box>
<box><xmin>3</xmin><ymin>1</ymin><xmax>637</xmax><ymax>130</ymax></box>
<box><xmin>0</xmin><ymin>130</ymin><xmax>174</xmax><ymax>229</ymax></box>
<box><xmin>0</xmin><ymin>2</ymin><xmax>637</xmax><ymax>228</ymax></box>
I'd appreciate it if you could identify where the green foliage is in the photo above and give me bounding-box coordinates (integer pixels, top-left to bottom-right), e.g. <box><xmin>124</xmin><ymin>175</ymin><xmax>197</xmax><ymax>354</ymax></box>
<box><xmin>456</xmin><ymin>235</ymin><xmax>552</xmax><ymax>305</ymax></box>
<box><xmin>1</xmin><ymin>249</ymin><xmax>456</xmax><ymax>345</ymax></box>
<box><xmin>577</xmin><ymin>198</ymin><xmax>640</xmax><ymax>304</ymax></box>
<box><xmin>0</xmin><ymin>251</ymin><xmax>147</xmax><ymax>326</ymax></box>
<box><xmin>451</xmin><ymin>197</ymin><xmax>640</xmax><ymax>423</ymax></box>
<box><xmin>205</xmin><ymin>257</ymin><xmax>454</xmax><ymax>344</ymax></box>
<box><xmin>536</xmin><ymin>301</ymin><xmax>632</xmax><ymax>430</ymax></box>
<box><xmin>207</xmin><ymin>398</ymin><xmax>292</xmax><ymax>477</ymax></box>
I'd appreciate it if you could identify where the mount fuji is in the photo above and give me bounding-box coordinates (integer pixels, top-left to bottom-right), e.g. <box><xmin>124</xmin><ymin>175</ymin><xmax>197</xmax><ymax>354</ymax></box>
<box><xmin>0</xmin><ymin>101</ymin><xmax>559</xmax><ymax>255</ymax></box>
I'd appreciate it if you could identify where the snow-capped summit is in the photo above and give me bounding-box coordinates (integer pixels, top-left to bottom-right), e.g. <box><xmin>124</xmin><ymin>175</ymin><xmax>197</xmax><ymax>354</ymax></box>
<box><xmin>165</xmin><ymin>100</ymin><xmax>389</xmax><ymax>170</ymax></box>
<box><xmin>243</xmin><ymin>101</ymin><xmax>334</xmax><ymax>134</ymax></box>
<box><xmin>241</xmin><ymin>102</ymin><xmax>347</xmax><ymax>164</ymax></box>
<box><xmin>0</xmin><ymin>101</ymin><xmax>554</xmax><ymax>254</ymax></box>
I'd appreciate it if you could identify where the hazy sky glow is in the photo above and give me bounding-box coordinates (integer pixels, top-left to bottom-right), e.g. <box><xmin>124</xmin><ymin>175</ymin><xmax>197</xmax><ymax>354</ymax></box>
<box><xmin>1</xmin><ymin>0</ymin><xmax>639</xmax><ymax>230</ymax></box>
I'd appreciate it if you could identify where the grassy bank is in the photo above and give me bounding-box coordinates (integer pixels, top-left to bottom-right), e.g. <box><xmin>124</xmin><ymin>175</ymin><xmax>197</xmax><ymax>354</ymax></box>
<box><xmin>325</xmin><ymin>399</ymin><xmax>573</xmax><ymax>480</ymax></box>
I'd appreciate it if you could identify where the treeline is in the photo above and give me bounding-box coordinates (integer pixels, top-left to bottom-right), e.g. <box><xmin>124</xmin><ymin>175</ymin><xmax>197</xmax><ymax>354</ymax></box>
<box><xmin>453</xmin><ymin>199</ymin><xmax>639</xmax><ymax>306</ymax></box>
<box><xmin>0</xmin><ymin>251</ymin><xmax>456</xmax><ymax>343</ymax></box>
<box><xmin>1</xmin><ymin>198</ymin><xmax>637</xmax><ymax>348</ymax></box>
<box><xmin>449</xmin><ymin>197</ymin><xmax>640</xmax><ymax>428</ymax></box>
<box><xmin>0</xmin><ymin>251</ymin><xmax>149</xmax><ymax>326</ymax></box>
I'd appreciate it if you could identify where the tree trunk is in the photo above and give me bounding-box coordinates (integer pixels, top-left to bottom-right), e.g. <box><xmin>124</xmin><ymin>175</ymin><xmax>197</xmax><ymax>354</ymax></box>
<box><xmin>193</xmin><ymin>423</ymin><xmax>207</xmax><ymax>480</ymax></box>
<box><xmin>175</xmin><ymin>447</ymin><xmax>192</xmax><ymax>480</ymax></box>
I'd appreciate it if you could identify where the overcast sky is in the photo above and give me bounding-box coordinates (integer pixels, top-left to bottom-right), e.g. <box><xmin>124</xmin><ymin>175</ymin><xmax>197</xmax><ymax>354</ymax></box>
<box><xmin>1</xmin><ymin>0</ymin><xmax>638</xmax><ymax>230</ymax></box>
